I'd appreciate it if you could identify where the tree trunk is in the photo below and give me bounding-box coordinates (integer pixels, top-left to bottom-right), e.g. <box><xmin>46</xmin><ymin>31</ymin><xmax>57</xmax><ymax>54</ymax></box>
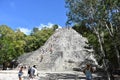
<box><xmin>93</xmin><ymin>27</ymin><xmax>111</xmax><ymax>80</ymax></box>
<box><xmin>114</xmin><ymin>45</ymin><xmax>120</xmax><ymax>67</ymax></box>
<box><xmin>105</xmin><ymin>22</ymin><xmax>120</xmax><ymax>67</ymax></box>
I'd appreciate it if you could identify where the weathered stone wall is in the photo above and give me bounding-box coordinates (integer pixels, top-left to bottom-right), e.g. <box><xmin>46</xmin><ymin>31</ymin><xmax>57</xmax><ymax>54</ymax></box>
<box><xmin>17</xmin><ymin>28</ymin><xmax>97</xmax><ymax>71</ymax></box>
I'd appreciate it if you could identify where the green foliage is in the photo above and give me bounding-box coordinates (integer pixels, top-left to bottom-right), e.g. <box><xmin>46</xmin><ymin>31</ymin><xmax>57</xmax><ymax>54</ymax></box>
<box><xmin>52</xmin><ymin>24</ymin><xmax>58</xmax><ymax>31</ymax></box>
<box><xmin>0</xmin><ymin>25</ymin><xmax>25</xmax><ymax>64</ymax></box>
<box><xmin>65</xmin><ymin>0</ymin><xmax>120</xmax><ymax>68</ymax></box>
<box><xmin>24</xmin><ymin>35</ymin><xmax>37</xmax><ymax>52</ymax></box>
<box><xmin>0</xmin><ymin>24</ymin><xmax>55</xmax><ymax>65</ymax></box>
<box><xmin>30</xmin><ymin>27</ymin><xmax>54</xmax><ymax>51</ymax></box>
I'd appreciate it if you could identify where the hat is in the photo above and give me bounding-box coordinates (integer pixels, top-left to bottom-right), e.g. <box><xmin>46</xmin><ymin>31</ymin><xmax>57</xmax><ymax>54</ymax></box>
<box><xmin>33</xmin><ymin>65</ymin><xmax>37</xmax><ymax>68</ymax></box>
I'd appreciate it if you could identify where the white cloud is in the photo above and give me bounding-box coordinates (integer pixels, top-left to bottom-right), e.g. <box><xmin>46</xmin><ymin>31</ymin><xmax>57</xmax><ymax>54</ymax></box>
<box><xmin>18</xmin><ymin>27</ymin><xmax>31</xmax><ymax>35</ymax></box>
<box><xmin>36</xmin><ymin>22</ymin><xmax>62</xmax><ymax>30</ymax></box>
<box><xmin>16</xmin><ymin>23</ymin><xmax>62</xmax><ymax>35</ymax></box>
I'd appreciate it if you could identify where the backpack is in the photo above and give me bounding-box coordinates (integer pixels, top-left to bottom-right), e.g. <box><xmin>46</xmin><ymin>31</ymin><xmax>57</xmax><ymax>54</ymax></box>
<box><xmin>28</xmin><ymin>67</ymin><xmax>35</xmax><ymax>75</ymax></box>
<box><xmin>28</xmin><ymin>68</ymin><xmax>31</xmax><ymax>74</ymax></box>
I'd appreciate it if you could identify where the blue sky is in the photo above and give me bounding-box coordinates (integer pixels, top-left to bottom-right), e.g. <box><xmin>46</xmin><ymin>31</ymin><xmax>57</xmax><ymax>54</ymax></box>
<box><xmin>0</xmin><ymin>0</ymin><xmax>67</xmax><ymax>34</ymax></box>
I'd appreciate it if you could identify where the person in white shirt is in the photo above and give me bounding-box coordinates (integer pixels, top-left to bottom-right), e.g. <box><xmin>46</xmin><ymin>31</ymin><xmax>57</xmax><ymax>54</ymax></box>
<box><xmin>29</xmin><ymin>65</ymin><xmax>37</xmax><ymax>79</ymax></box>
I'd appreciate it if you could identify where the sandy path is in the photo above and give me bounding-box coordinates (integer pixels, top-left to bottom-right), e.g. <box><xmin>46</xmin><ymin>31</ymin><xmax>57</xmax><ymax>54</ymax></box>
<box><xmin>0</xmin><ymin>70</ymin><xmax>38</xmax><ymax>80</ymax></box>
<box><xmin>0</xmin><ymin>70</ymin><xmax>86</xmax><ymax>80</ymax></box>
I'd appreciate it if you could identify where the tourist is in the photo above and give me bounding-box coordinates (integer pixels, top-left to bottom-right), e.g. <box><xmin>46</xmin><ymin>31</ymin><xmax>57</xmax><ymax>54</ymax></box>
<box><xmin>83</xmin><ymin>64</ymin><xmax>94</xmax><ymax>80</ymax></box>
<box><xmin>40</xmin><ymin>55</ymin><xmax>43</xmax><ymax>62</ymax></box>
<box><xmin>29</xmin><ymin>65</ymin><xmax>38</xmax><ymax>79</ymax></box>
<box><xmin>18</xmin><ymin>66</ymin><xmax>24</xmax><ymax>80</ymax></box>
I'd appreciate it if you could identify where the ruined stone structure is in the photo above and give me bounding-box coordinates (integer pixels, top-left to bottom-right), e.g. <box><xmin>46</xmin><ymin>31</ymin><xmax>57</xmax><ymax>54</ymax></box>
<box><xmin>17</xmin><ymin>28</ymin><xmax>97</xmax><ymax>71</ymax></box>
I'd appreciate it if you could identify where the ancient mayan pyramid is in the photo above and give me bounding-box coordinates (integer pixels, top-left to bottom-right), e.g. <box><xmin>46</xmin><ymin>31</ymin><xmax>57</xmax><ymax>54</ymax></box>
<box><xmin>17</xmin><ymin>28</ymin><xmax>97</xmax><ymax>71</ymax></box>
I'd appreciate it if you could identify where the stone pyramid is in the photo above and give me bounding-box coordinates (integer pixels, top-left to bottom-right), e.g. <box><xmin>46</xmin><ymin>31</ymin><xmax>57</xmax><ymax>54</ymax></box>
<box><xmin>17</xmin><ymin>28</ymin><xmax>97</xmax><ymax>71</ymax></box>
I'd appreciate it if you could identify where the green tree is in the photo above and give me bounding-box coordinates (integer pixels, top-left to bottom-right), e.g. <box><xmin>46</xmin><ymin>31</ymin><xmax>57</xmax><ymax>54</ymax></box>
<box><xmin>0</xmin><ymin>24</ymin><xmax>56</xmax><ymax>69</ymax></box>
<box><xmin>27</xmin><ymin>27</ymin><xmax>54</xmax><ymax>52</ymax></box>
<box><xmin>0</xmin><ymin>25</ymin><xmax>26</xmax><ymax>69</ymax></box>
<box><xmin>24</xmin><ymin>35</ymin><xmax>37</xmax><ymax>52</ymax></box>
<box><xmin>65</xmin><ymin>0</ymin><xmax>120</xmax><ymax>79</ymax></box>
<box><xmin>52</xmin><ymin>24</ymin><xmax>58</xmax><ymax>31</ymax></box>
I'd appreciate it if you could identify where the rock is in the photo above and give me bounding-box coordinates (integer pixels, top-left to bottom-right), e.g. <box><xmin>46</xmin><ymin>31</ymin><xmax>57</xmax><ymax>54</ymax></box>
<box><xmin>17</xmin><ymin>28</ymin><xmax>97</xmax><ymax>71</ymax></box>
